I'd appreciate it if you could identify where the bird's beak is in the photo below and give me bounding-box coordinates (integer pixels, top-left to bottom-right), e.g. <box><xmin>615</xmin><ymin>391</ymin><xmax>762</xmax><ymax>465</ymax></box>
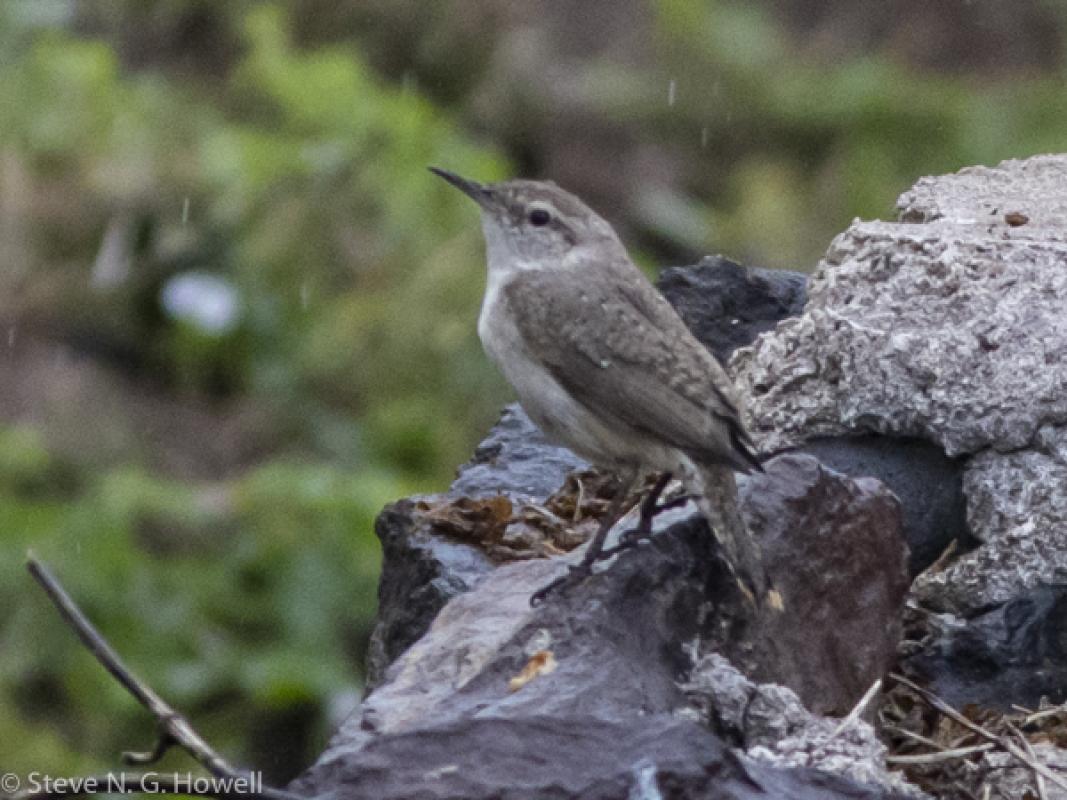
<box><xmin>429</xmin><ymin>167</ymin><xmax>493</xmax><ymax>208</ymax></box>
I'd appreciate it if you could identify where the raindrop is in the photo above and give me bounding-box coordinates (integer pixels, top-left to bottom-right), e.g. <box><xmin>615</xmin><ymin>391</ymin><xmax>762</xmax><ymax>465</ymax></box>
<box><xmin>599</xmin><ymin>359</ymin><xmax>612</xmax><ymax>369</ymax></box>
<box><xmin>667</xmin><ymin>79</ymin><xmax>677</xmax><ymax>107</ymax></box>
<box><xmin>300</xmin><ymin>282</ymin><xmax>311</xmax><ymax>310</ymax></box>
<box><xmin>7</xmin><ymin>326</ymin><xmax>15</xmax><ymax>348</ymax></box>
<box><xmin>700</xmin><ymin>127</ymin><xmax>709</xmax><ymax>149</ymax></box>
<box><xmin>181</xmin><ymin>197</ymin><xmax>190</xmax><ymax>225</ymax></box>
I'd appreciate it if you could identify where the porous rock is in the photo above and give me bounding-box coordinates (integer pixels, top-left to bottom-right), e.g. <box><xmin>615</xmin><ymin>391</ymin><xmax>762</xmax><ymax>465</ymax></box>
<box><xmin>913</xmin><ymin>423</ymin><xmax>1067</xmax><ymax>615</ymax></box>
<box><xmin>732</xmin><ymin>155</ymin><xmax>1067</xmax><ymax>458</ymax></box>
<box><xmin>295</xmin><ymin>453</ymin><xmax>911</xmax><ymax>799</ymax></box>
<box><xmin>731</xmin><ymin>154</ymin><xmax>1067</xmax><ymax>618</ymax></box>
<box><xmin>682</xmin><ymin>653</ymin><xmax>927</xmax><ymax>798</ymax></box>
<box><xmin>977</xmin><ymin>742</ymin><xmax>1067</xmax><ymax>800</ymax></box>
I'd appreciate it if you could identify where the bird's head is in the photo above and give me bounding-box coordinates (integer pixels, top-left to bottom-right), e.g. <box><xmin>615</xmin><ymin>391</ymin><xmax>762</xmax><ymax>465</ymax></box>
<box><xmin>430</xmin><ymin>168</ymin><xmax>623</xmax><ymax>272</ymax></box>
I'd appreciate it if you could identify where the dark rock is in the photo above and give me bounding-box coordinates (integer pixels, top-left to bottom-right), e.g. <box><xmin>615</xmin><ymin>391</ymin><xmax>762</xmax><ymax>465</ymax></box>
<box><xmin>297</xmin><ymin>453</ymin><xmax>912</xmax><ymax>799</ymax></box>
<box><xmin>728</xmin><ymin>454</ymin><xmax>910</xmax><ymax>716</ymax></box>
<box><xmin>365</xmin><ymin>406</ymin><xmax>585</xmax><ymax>688</ymax></box>
<box><xmin>363</xmin><ymin>500</ymin><xmax>494</xmax><ymax>689</ymax></box>
<box><xmin>293</xmin><ymin>715</ymin><xmax>907</xmax><ymax>800</ymax></box>
<box><xmin>799</xmin><ymin>436</ymin><xmax>971</xmax><ymax>577</ymax></box>
<box><xmin>448</xmin><ymin>404</ymin><xmax>586</xmax><ymax>501</ymax></box>
<box><xmin>904</xmin><ymin>584</ymin><xmax>1067</xmax><ymax>710</ymax></box>
<box><xmin>656</xmin><ymin>255</ymin><xmax>808</xmax><ymax>363</ymax></box>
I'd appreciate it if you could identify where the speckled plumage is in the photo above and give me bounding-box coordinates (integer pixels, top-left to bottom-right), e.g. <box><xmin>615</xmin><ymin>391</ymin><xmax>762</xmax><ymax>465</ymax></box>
<box><xmin>432</xmin><ymin>168</ymin><xmax>770</xmax><ymax>602</ymax></box>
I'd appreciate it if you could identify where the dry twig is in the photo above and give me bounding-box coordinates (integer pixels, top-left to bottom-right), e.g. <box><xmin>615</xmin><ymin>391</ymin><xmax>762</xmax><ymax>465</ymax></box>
<box><xmin>829</xmin><ymin>678</ymin><xmax>882</xmax><ymax>740</ymax></box>
<box><xmin>9</xmin><ymin>555</ymin><xmax>304</xmax><ymax>800</ymax></box>
<box><xmin>890</xmin><ymin>673</ymin><xmax>1067</xmax><ymax>794</ymax></box>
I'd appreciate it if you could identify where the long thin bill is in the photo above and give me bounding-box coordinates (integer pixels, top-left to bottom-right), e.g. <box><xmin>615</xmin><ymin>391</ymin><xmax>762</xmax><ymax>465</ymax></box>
<box><xmin>428</xmin><ymin>167</ymin><xmax>491</xmax><ymax>205</ymax></box>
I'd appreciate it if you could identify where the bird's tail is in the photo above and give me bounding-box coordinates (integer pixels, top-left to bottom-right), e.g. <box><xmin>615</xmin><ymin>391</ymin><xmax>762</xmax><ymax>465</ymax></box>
<box><xmin>695</xmin><ymin>464</ymin><xmax>782</xmax><ymax>611</ymax></box>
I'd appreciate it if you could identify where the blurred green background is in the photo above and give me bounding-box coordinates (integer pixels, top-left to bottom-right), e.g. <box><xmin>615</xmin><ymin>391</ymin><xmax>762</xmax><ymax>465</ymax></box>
<box><xmin>1</xmin><ymin>0</ymin><xmax>1064</xmax><ymax>785</ymax></box>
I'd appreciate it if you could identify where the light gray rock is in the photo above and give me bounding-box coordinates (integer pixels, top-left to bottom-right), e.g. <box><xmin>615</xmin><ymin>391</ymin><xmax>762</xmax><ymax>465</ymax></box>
<box><xmin>977</xmin><ymin>743</ymin><xmax>1067</xmax><ymax>800</ymax></box>
<box><xmin>913</xmin><ymin>424</ymin><xmax>1067</xmax><ymax>614</ymax></box>
<box><xmin>733</xmin><ymin>212</ymin><xmax>1067</xmax><ymax>457</ymax></box>
<box><xmin>732</xmin><ymin>153</ymin><xmax>1067</xmax><ymax>616</ymax></box>
<box><xmin>896</xmin><ymin>154</ymin><xmax>1067</xmax><ymax>229</ymax></box>
<box><xmin>680</xmin><ymin>653</ymin><xmax>929</xmax><ymax>798</ymax></box>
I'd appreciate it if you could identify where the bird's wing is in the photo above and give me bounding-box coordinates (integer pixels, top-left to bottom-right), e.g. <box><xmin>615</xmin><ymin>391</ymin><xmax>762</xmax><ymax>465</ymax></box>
<box><xmin>503</xmin><ymin>264</ymin><xmax>761</xmax><ymax>472</ymax></box>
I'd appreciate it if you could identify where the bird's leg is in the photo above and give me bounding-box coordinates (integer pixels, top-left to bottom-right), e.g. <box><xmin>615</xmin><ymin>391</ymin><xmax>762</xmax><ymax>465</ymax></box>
<box><xmin>617</xmin><ymin>472</ymin><xmax>674</xmax><ymax>548</ymax></box>
<box><xmin>530</xmin><ymin>471</ymin><xmax>636</xmax><ymax>606</ymax></box>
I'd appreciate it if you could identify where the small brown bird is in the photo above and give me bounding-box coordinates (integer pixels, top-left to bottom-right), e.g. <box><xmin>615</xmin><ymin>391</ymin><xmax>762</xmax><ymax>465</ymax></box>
<box><xmin>432</xmin><ymin>168</ymin><xmax>774</xmax><ymax>607</ymax></box>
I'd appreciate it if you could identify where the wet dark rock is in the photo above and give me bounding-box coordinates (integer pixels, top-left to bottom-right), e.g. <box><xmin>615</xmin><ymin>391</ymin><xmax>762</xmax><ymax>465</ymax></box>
<box><xmin>656</xmin><ymin>255</ymin><xmax>808</xmax><ymax>364</ymax></box>
<box><xmin>799</xmin><ymin>436</ymin><xmax>970</xmax><ymax>577</ymax></box>
<box><xmin>448</xmin><ymin>404</ymin><xmax>586</xmax><ymax>501</ymax></box>
<box><xmin>293</xmin><ymin>714</ymin><xmax>907</xmax><ymax>800</ymax></box>
<box><xmin>297</xmin><ymin>452</ymin><xmax>912</xmax><ymax>799</ymax></box>
<box><xmin>363</xmin><ymin>500</ymin><xmax>495</xmax><ymax>690</ymax></box>
<box><xmin>904</xmin><ymin>584</ymin><xmax>1067</xmax><ymax>710</ymax></box>
<box><xmin>365</xmin><ymin>405</ymin><xmax>585</xmax><ymax>688</ymax></box>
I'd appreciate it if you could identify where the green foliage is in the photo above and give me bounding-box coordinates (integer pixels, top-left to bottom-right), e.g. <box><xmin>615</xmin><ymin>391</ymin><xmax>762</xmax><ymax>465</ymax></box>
<box><xmin>643</xmin><ymin>0</ymin><xmax>1067</xmax><ymax>267</ymax></box>
<box><xmin>0</xmin><ymin>1</ymin><xmax>504</xmax><ymax>779</ymax></box>
<box><xmin>0</xmin><ymin>426</ymin><xmax>406</xmax><ymax>776</ymax></box>
<box><xmin>3</xmin><ymin>0</ymin><xmax>1067</xmax><ymax>782</ymax></box>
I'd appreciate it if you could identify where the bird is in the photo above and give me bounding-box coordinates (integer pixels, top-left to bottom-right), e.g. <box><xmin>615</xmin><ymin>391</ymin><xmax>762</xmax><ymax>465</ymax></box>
<box><xmin>431</xmin><ymin>167</ymin><xmax>777</xmax><ymax>609</ymax></box>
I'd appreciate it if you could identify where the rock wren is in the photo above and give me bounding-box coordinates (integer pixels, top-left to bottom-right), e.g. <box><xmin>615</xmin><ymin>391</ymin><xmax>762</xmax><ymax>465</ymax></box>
<box><xmin>431</xmin><ymin>168</ymin><xmax>774</xmax><ymax>607</ymax></box>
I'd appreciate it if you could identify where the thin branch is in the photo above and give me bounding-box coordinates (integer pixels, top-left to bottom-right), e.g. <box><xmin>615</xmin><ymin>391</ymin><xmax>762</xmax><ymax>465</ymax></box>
<box><xmin>24</xmin><ymin>555</ymin><xmax>304</xmax><ymax>800</ymax></box>
<box><xmin>886</xmin><ymin>743</ymin><xmax>995</xmax><ymax>765</ymax></box>
<box><xmin>1007</xmin><ymin>721</ymin><xmax>1048</xmax><ymax>800</ymax></box>
<box><xmin>828</xmin><ymin>678</ymin><xmax>882</xmax><ymax>740</ymax></box>
<box><xmin>890</xmin><ymin>673</ymin><xmax>1067</xmax><ymax>794</ymax></box>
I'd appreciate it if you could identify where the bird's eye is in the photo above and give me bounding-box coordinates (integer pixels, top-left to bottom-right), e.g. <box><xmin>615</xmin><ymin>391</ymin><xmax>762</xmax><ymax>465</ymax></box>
<box><xmin>528</xmin><ymin>208</ymin><xmax>551</xmax><ymax>227</ymax></box>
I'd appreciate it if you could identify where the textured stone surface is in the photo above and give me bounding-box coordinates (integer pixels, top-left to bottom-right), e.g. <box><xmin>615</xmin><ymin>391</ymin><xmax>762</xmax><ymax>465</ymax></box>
<box><xmin>294</xmin><ymin>714</ymin><xmax>907</xmax><ymax>800</ymax></box>
<box><xmin>905</xmin><ymin>584</ymin><xmax>1067</xmax><ymax>710</ymax></box>
<box><xmin>733</xmin><ymin>157</ymin><xmax>1067</xmax><ymax>458</ymax></box>
<box><xmin>682</xmin><ymin>653</ymin><xmax>928</xmax><ymax>798</ymax></box>
<box><xmin>731</xmin><ymin>154</ymin><xmax>1067</xmax><ymax>620</ymax></box>
<box><xmin>724</xmin><ymin>454</ymin><xmax>909</xmax><ymax>715</ymax></box>
<box><xmin>978</xmin><ymin>742</ymin><xmax>1067</xmax><ymax>800</ymax></box>
<box><xmin>297</xmin><ymin>453</ymin><xmax>911</xmax><ymax>799</ymax></box>
<box><xmin>656</xmin><ymin>255</ymin><xmax>808</xmax><ymax>364</ymax></box>
<box><xmin>800</xmin><ymin>436</ymin><xmax>968</xmax><ymax>577</ymax></box>
<box><xmin>913</xmin><ymin>423</ymin><xmax>1067</xmax><ymax>614</ymax></box>
<box><xmin>896</xmin><ymin>154</ymin><xmax>1067</xmax><ymax>228</ymax></box>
